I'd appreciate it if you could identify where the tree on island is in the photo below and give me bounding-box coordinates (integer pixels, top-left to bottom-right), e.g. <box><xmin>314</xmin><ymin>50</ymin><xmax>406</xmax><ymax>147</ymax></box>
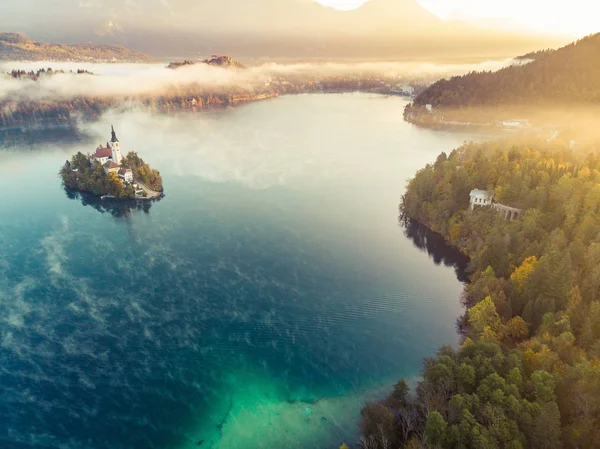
<box><xmin>60</xmin><ymin>151</ymin><xmax>135</xmax><ymax>199</ymax></box>
<box><xmin>121</xmin><ymin>151</ymin><xmax>163</xmax><ymax>192</ymax></box>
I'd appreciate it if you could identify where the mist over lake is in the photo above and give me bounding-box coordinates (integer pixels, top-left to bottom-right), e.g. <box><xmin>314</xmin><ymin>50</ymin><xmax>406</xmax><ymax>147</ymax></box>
<box><xmin>1</xmin><ymin>93</ymin><xmax>477</xmax><ymax>448</ymax></box>
<box><xmin>0</xmin><ymin>59</ymin><xmax>520</xmax><ymax>104</ymax></box>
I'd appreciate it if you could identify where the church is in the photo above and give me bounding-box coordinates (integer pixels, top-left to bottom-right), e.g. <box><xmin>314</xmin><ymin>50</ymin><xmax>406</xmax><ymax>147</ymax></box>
<box><xmin>89</xmin><ymin>126</ymin><xmax>134</xmax><ymax>184</ymax></box>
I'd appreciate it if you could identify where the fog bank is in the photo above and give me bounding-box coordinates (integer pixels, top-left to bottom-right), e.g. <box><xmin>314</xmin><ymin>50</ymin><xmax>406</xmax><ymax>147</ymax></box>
<box><xmin>0</xmin><ymin>58</ymin><xmax>521</xmax><ymax>103</ymax></box>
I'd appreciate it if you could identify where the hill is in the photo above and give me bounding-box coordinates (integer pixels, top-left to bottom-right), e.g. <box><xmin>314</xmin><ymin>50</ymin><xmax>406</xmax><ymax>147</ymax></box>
<box><xmin>360</xmin><ymin>138</ymin><xmax>600</xmax><ymax>448</ymax></box>
<box><xmin>411</xmin><ymin>33</ymin><xmax>600</xmax><ymax>109</ymax></box>
<box><xmin>514</xmin><ymin>48</ymin><xmax>555</xmax><ymax>61</ymax></box>
<box><xmin>167</xmin><ymin>55</ymin><xmax>246</xmax><ymax>70</ymax></box>
<box><xmin>0</xmin><ymin>33</ymin><xmax>155</xmax><ymax>62</ymax></box>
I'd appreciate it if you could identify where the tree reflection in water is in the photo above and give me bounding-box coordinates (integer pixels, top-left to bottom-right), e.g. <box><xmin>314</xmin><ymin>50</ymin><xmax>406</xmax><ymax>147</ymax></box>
<box><xmin>399</xmin><ymin>215</ymin><xmax>471</xmax><ymax>283</ymax></box>
<box><xmin>0</xmin><ymin>127</ymin><xmax>92</xmax><ymax>149</ymax></box>
<box><xmin>64</xmin><ymin>187</ymin><xmax>161</xmax><ymax>218</ymax></box>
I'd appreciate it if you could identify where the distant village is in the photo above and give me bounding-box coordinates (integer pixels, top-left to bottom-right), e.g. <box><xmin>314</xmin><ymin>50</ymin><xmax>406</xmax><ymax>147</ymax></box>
<box><xmin>166</xmin><ymin>55</ymin><xmax>430</xmax><ymax>98</ymax></box>
<box><xmin>2</xmin><ymin>52</ymin><xmax>436</xmax><ymax>131</ymax></box>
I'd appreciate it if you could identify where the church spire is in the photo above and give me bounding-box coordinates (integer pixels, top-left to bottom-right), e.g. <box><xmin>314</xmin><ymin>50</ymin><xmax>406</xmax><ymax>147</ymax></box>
<box><xmin>109</xmin><ymin>125</ymin><xmax>123</xmax><ymax>165</ymax></box>
<box><xmin>111</xmin><ymin>125</ymin><xmax>119</xmax><ymax>143</ymax></box>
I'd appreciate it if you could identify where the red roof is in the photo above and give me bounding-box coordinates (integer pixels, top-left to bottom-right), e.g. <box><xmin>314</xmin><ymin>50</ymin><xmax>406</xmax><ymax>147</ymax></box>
<box><xmin>91</xmin><ymin>147</ymin><xmax>112</xmax><ymax>159</ymax></box>
<box><xmin>118</xmin><ymin>168</ymin><xmax>132</xmax><ymax>175</ymax></box>
<box><xmin>104</xmin><ymin>161</ymin><xmax>119</xmax><ymax>169</ymax></box>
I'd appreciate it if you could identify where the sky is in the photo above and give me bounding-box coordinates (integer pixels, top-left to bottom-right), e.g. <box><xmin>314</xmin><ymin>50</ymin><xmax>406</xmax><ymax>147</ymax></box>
<box><xmin>316</xmin><ymin>0</ymin><xmax>598</xmax><ymax>37</ymax></box>
<box><xmin>0</xmin><ymin>0</ymin><xmax>581</xmax><ymax>59</ymax></box>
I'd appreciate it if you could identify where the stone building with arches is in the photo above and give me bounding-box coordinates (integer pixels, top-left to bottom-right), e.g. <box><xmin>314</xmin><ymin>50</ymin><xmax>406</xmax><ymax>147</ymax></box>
<box><xmin>469</xmin><ymin>189</ymin><xmax>523</xmax><ymax>220</ymax></box>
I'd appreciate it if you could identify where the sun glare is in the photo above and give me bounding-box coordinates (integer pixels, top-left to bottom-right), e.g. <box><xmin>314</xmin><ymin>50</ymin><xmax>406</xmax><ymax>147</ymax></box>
<box><xmin>313</xmin><ymin>0</ymin><xmax>369</xmax><ymax>11</ymax></box>
<box><xmin>416</xmin><ymin>0</ymin><xmax>600</xmax><ymax>37</ymax></box>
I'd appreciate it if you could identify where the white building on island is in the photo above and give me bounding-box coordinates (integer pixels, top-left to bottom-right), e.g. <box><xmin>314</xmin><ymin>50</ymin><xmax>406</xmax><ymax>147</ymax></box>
<box><xmin>118</xmin><ymin>167</ymin><xmax>133</xmax><ymax>183</ymax></box>
<box><xmin>108</xmin><ymin>125</ymin><xmax>123</xmax><ymax>166</ymax></box>
<box><xmin>89</xmin><ymin>146</ymin><xmax>113</xmax><ymax>165</ymax></box>
<box><xmin>89</xmin><ymin>126</ymin><xmax>133</xmax><ymax>183</ymax></box>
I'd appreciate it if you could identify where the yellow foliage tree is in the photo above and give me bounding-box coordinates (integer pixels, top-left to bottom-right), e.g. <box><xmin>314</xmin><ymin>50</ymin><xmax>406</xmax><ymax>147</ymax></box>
<box><xmin>404</xmin><ymin>438</ymin><xmax>422</xmax><ymax>449</ymax></box>
<box><xmin>520</xmin><ymin>343</ymin><xmax>562</xmax><ymax>374</ymax></box>
<box><xmin>107</xmin><ymin>171</ymin><xmax>125</xmax><ymax>198</ymax></box>
<box><xmin>449</xmin><ymin>222</ymin><xmax>462</xmax><ymax>245</ymax></box>
<box><xmin>468</xmin><ymin>296</ymin><xmax>503</xmax><ymax>341</ymax></box>
<box><xmin>460</xmin><ymin>337</ymin><xmax>475</xmax><ymax>350</ymax></box>
<box><xmin>481</xmin><ymin>325</ymin><xmax>501</xmax><ymax>343</ymax></box>
<box><xmin>566</xmin><ymin>286</ymin><xmax>582</xmax><ymax>315</ymax></box>
<box><xmin>505</xmin><ymin>316</ymin><xmax>529</xmax><ymax>340</ymax></box>
<box><xmin>510</xmin><ymin>256</ymin><xmax>538</xmax><ymax>294</ymax></box>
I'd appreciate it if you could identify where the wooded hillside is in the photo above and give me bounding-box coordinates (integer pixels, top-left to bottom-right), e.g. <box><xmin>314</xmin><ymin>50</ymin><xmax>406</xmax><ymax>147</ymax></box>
<box><xmin>361</xmin><ymin>138</ymin><xmax>600</xmax><ymax>448</ymax></box>
<box><xmin>413</xmin><ymin>33</ymin><xmax>600</xmax><ymax>108</ymax></box>
<box><xmin>0</xmin><ymin>33</ymin><xmax>155</xmax><ymax>62</ymax></box>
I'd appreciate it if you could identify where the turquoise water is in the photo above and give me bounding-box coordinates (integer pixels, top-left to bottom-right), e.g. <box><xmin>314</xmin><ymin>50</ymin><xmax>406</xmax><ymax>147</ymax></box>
<box><xmin>0</xmin><ymin>94</ymin><xmax>473</xmax><ymax>449</ymax></box>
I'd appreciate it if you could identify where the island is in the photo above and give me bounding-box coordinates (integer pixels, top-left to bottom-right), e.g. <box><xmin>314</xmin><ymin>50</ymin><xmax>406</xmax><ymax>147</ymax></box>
<box><xmin>167</xmin><ymin>55</ymin><xmax>246</xmax><ymax>70</ymax></box>
<box><xmin>60</xmin><ymin>126</ymin><xmax>163</xmax><ymax>200</ymax></box>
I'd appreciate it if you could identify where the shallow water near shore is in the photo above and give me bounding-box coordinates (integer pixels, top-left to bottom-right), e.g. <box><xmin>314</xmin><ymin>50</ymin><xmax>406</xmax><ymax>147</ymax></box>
<box><xmin>0</xmin><ymin>93</ymin><xmax>478</xmax><ymax>448</ymax></box>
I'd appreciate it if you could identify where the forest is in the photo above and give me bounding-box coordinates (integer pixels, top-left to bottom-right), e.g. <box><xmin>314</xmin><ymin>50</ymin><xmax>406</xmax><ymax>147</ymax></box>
<box><xmin>0</xmin><ymin>91</ymin><xmax>262</xmax><ymax>130</ymax></box>
<box><xmin>360</xmin><ymin>137</ymin><xmax>600</xmax><ymax>448</ymax></box>
<box><xmin>412</xmin><ymin>33</ymin><xmax>600</xmax><ymax>109</ymax></box>
<box><xmin>7</xmin><ymin>67</ymin><xmax>93</xmax><ymax>80</ymax></box>
<box><xmin>0</xmin><ymin>71</ymin><xmax>420</xmax><ymax>131</ymax></box>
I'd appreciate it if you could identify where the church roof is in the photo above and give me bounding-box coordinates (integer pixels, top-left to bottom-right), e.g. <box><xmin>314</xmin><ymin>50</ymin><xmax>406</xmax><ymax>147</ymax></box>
<box><xmin>104</xmin><ymin>161</ymin><xmax>119</xmax><ymax>169</ymax></box>
<box><xmin>91</xmin><ymin>147</ymin><xmax>112</xmax><ymax>158</ymax></box>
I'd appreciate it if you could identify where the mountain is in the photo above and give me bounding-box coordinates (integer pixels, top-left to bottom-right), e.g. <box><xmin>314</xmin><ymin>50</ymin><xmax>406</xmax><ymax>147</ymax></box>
<box><xmin>0</xmin><ymin>32</ymin><xmax>155</xmax><ymax>62</ymax></box>
<box><xmin>1</xmin><ymin>0</ymin><xmax>565</xmax><ymax>59</ymax></box>
<box><xmin>2</xmin><ymin>0</ymin><xmax>441</xmax><ymax>36</ymax></box>
<box><xmin>412</xmin><ymin>33</ymin><xmax>600</xmax><ymax>108</ymax></box>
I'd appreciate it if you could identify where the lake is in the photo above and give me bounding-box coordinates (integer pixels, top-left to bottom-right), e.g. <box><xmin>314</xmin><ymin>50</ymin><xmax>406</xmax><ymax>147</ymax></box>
<box><xmin>0</xmin><ymin>93</ymin><xmax>474</xmax><ymax>449</ymax></box>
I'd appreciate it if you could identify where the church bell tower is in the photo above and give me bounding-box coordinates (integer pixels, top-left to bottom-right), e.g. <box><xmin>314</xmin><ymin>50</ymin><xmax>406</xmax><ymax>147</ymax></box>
<box><xmin>109</xmin><ymin>125</ymin><xmax>123</xmax><ymax>165</ymax></box>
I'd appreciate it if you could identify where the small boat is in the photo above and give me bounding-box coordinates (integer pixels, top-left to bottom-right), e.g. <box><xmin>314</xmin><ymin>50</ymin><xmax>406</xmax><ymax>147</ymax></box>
<box><xmin>101</xmin><ymin>195</ymin><xmax>116</xmax><ymax>200</ymax></box>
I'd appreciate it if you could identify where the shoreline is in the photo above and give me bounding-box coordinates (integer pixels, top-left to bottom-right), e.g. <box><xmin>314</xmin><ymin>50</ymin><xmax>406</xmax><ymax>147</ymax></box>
<box><xmin>402</xmin><ymin>102</ymin><xmax>598</xmax><ymax>137</ymax></box>
<box><xmin>0</xmin><ymin>90</ymin><xmax>413</xmax><ymax>135</ymax></box>
<box><xmin>180</xmin><ymin>374</ymin><xmax>419</xmax><ymax>449</ymax></box>
<box><xmin>63</xmin><ymin>185</ymin><xmax>164</xmax><ymax>202</ymax></box>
